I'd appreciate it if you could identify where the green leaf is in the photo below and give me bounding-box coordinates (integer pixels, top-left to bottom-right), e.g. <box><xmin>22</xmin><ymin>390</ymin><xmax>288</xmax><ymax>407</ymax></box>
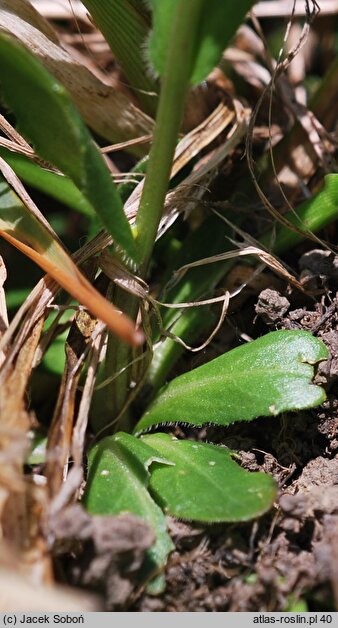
<box><xmin>135</xmin><ymin>330</ymin><xmax>328</xmax><ymax>434</ymax></box>
<box><xmin>83</xmin><ymin>432</ymin><xmax>174</xmax><ymax>589</ymax></box>
<box><xmin>142</xmin><ymin>433</ymin><xmax>277</xmax><ymax>522</ymax></box>
<box><xmin>148</xmin><ymin>0</ymin><xmax>255</xmax><ymax>84</ymax></box>
<box><xmin>0</xmin><ymin>148</ymin><xmax>93</xmax><ymax>217</ymax></box>
<box><xmin>0</xmin><ymin>176</ymin><xmax>140</xmax><ymax>346</ymax></box>
<box><xmin>81</xmin><ymin>0</ymin><xmax>157</xmax><ymax>116</ymax></box>
<box><xmin>260</xmin><ymin>174</ymin><xmax>338</xmax><ymax>255</ymax></box>
<box><xmin>0</xmin><ymin>33</ymin><xmax>137</xmax><ymax>260</ymax></box>
<box><xmin>27</xmin><ymin>434</ymin><xmax>47</xmax><ymax>465</ymax></box>
<box><xmin>0</xmin><ymin>0</ymin><xmax>153</xmax><ymax>152</ymax></box>
<box><xmin>42</xmin><ymin>331</ymin><xmax>68</xmax><ymax>376</ymax></box>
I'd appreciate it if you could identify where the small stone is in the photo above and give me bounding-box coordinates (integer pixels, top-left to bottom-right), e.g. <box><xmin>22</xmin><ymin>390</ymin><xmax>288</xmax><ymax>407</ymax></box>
<box><xmin>255</xmin><ymin>289</ymin><xmax>290</xmax><ymax>324</ymax></box>
<box><xmin>299</xmin><ymin>249</ymin><xmax>338</xmax><ymax>279</ymax></box>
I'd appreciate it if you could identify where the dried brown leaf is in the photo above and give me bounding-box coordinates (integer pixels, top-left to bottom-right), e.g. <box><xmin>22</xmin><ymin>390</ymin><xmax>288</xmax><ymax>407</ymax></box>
<box><xmin>172</xmin><ymin>245</ymin><xmax>304</xmax><ymax>293</ymax></box>
<box><xmin>0</xmin><ymin>0</ymin><xmax>153</xmax><ymax>151</ymax></box>
<box><xmin>0</xmin><ymin>315</ymin><xmax>55</xmax><ymax>589</ymax></box>
<box><xmin>46</xmin><ymin>273</ymin><xmax>108</xmax><ymax>498</ymax></box>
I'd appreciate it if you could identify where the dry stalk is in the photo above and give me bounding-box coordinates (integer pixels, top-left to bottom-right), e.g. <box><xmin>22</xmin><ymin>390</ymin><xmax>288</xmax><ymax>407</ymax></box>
<box><xmin>245</xmin><ymin>0</ymin><xmax>333</xmax><ymax>250</ymax></box>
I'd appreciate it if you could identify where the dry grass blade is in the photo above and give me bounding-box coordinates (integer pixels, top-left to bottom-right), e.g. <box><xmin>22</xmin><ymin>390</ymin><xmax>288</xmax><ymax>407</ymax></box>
<box><xmin>0</xmin><ymin>156</ymin><xmax>62</xmax><ymax>241</ymax></box>
<box><xmin>98</xmin><ymin>251</ymin><xmax>148</xmax><ymax>300</ymax></box>
<box><xmin>0</xmin><ymin>257</ymin><xmax>8</xmax><ymax>367</ymax></box>
<box><xmin>125</xmin><ymin>99</ymin><xmax>240</xmax><ymax>217</ymax></box>
<box><xmin>46</xmin><ymin>312</ymin><xmax>100</xmax><ymax>497</ymax></box>
<box><xmin>254</xmin><ymin>0</ymin><xmax>338</xmax><ymax>17</ymax></box>
<box><xmin>172</xmin><ymin>245</ymin><xmax>304</xmax><ymax>292</ymax></box>
<box><xmin>0</xmin><ymin>101</ymin><xmax>247</xmax><ymax>368</ymax></box>
<box><xmin>0</xmin><ymin>159</ymin><xmax>143</xmax><ymax>346</ymax></box>
<box><xmin>0</xmin><ymin>314</ymin><xmax>56</xmax><ymax>590</ymax></box>
<box><xmin>154</xmin><ymin>293</ymin><xmax>230</xmax><ymax>309</ymax></box>
<box><xmin>0</xmin><ymin>136</ymin><xmax>35</xmax><ymax>157</ymax></box>
<box><xmin>0</xmin><ymin>0</ymin><xmax>153</xmax><ymax>151</ymax></box>
<box><xmin>0</xmin><ymin>112</ymin><xmax>32</xmax><ymax>149</ymax></box>
<box><xmin>31</xmin><ymin>0</ymin><xmax>90</xmax><ymax>22</ymax></box>
<box><xmin>245</xmin><ymin>8</ymin><xmax>333</xmax><ymax>247</ymax></box>
<box><xmin>172</xmin><ymin>101</ymin><xmax>235</xmax><ymax>177</ymax></box>
<box><xmin>99</xmin><ymin>251</ymin><xmax>231</xmax><ymax>354</ymax></box>
<box><xmin>0</xmin><ymin>276</ymin><xmax>56</xmax><ymax>374</ymax></box>
<box><xmin>72</xmin><ymin>327</ymin><xmax>106</xmax><ymax>466</ymax></box>
<box><xmin>157</xmin><ymin>108</ymin><xmax>248</xmax><ymax>237</ymax></box>
<box><xmin>125</xmin><ymin>100</ymin><xmax>249</xmax><ymax>237</ymax></box>
<box><xmin>100</xmin><ymin>252</ymin><xmax>230</xmax><ymax>310</ymax></box>
<box><xmin>47</xmin><ymin>322</ymin><xmax>106</xmax><ymax>516</ymax></box>
<box><xmin>0</xmin><ymin>225</ymin><xmax>114</xmax><ymax>364</ymax></box>
<box><xmin>101</xmin><ymin>135</ymin><xmax>152</xmax><ymax>154</ymax></box>
<box><xmin>0</xmin><ymin>223</ymin><xmax>142</xmax><ymax>347</ymax></box>
<box><xmin>160</xmin><ymin>292</ymin><xmax>230</xmax><ymax>353</ymax></box>
<box><xmin>0</xmin><ymin>320</ymin><xmax>43</xmax><ymax>491</ymax></box>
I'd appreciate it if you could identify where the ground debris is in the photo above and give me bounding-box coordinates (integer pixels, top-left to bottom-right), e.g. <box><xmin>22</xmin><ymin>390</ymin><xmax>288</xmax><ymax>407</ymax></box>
<box><xmin>280</xmin><ymin>486</ymin><xmax>338</xmax><ymax>519</ymax></box>
<box><xmin>299</xmin><ymin>249</ymin><xmax>338</xmax><ymax>281</ymax></box>
<box><xmin>296</xmin><ymin>455</ymin><xmax>338</xmax><ymax>491</ymax></box>
<box><xmin>51</xmin><ymin>504</ymin><xmax>155</xmax><ymax>610</ymax></box>
<box><xmin>318</xmin><ymin>397</ymin><xmax>338</xmax><ymax>452</ymax></box>
<box><xmin>255</xmin><ymin>288</ymin><xmax>290</xmax><ymax>324</ymax></box>
<box><xmin>314</xmin><ymin>514</ymin><xmax>338</xmax><ymax>606</ymax></box>
<box><xmin>315</xmin><ymin>331</ymin><xmax>338</xmax><ymax>386</ymax></box>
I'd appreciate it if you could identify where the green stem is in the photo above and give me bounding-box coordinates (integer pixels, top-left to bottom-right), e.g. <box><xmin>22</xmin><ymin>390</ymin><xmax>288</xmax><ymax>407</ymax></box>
<box><xmin>91</xmin><ymin>288</ymin><xmax>140</xmax><ymax>434</ymax></box>
<box><xmin>135</xmin><ymin>0</ymin><xmax>203</xmax><ymax>275</ymax></box>
<box><xmin>95</xmin><ymin>0</ymin><xmax>204</xmax><ymax>429</ymax></box>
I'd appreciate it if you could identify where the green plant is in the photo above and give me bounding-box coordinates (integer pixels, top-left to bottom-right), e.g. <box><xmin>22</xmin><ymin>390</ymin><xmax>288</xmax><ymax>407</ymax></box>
<box><xmin>84</xmin><ymin>329</ymin><xmax>327</xmax><ymax>590</ymax></box>
<box><xmin>0</xmin><ymin>0</ymin><xmax>332</xmax><ymax>595</ymax></box>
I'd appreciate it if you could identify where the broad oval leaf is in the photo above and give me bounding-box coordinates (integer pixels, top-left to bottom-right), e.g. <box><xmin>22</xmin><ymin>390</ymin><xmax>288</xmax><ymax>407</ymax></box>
<box><xmin>0</xmin><ymin>33</ymin><xmax>137</xmax><ymax>260</ymax></box>
<box><xmin>83</xmin><ymin>432</ymin><xmax>174</xmax><ymax>591</ymax></box>
<box><xmin>135</xmin><ymin>330</ymin><xmax>328</xmax><ymax>434</ymax></box>
<box><xmin>148</xmin><ymin>0</ymin><xmax>255</xmax><ymax>84</ymax></box>
<box><xmin>142</xmin><ymin>433</ymin><xmax>277</xmax><ymax>522</ymax></box>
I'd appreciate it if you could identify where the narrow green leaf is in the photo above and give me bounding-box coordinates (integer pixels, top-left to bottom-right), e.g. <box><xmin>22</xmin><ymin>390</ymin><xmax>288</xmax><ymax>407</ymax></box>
<box><xmin>191</xmin><ymin>0</ymin><xmax>255</xmax><ymax>84</ymax></box>
<box><xmin>148</xmin><ymin>0</ymin><xmax>255</xmax><ymax>84</ymax></box>
<box><xmin>260</xmin><ymin>174</ymin><xmax>338</xmax><ymax>255</ymax></box>
<box><xmin>0</xmin><ymin>0</ymin><xmax>153</xmax><ymax>153</ymax></box>
<box><xmin>81</xmin><ymin>0</ymin><xmax>157</xmax><ymax>116</ymax></box>
<box><xmin>0</xmin><ymin>148</ymin><xmax>93</xmax><ymax>217</ymax></box>
<box><xmin>0</xmin><ymin>33</ymin><xmax>137</xmax><ymax>260</ymax></box>
<box><xmin>142</xmin><ymin>434</ymin><xmax>277</xmax><ymax>522</ymax></box>
<box><xmin>0</xmin><ymin>176</ymin><xmax>141</xmax><ymax>346</ymax></box>
<box><xmin>83</xmin><ymin>433</ymin><xmax>174</xmax><ymax>588</ymax></box>
<box><xmin>135</xmin><ymin>330</ymin><xmax>328</xmax><ymax>434</ymax></box>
